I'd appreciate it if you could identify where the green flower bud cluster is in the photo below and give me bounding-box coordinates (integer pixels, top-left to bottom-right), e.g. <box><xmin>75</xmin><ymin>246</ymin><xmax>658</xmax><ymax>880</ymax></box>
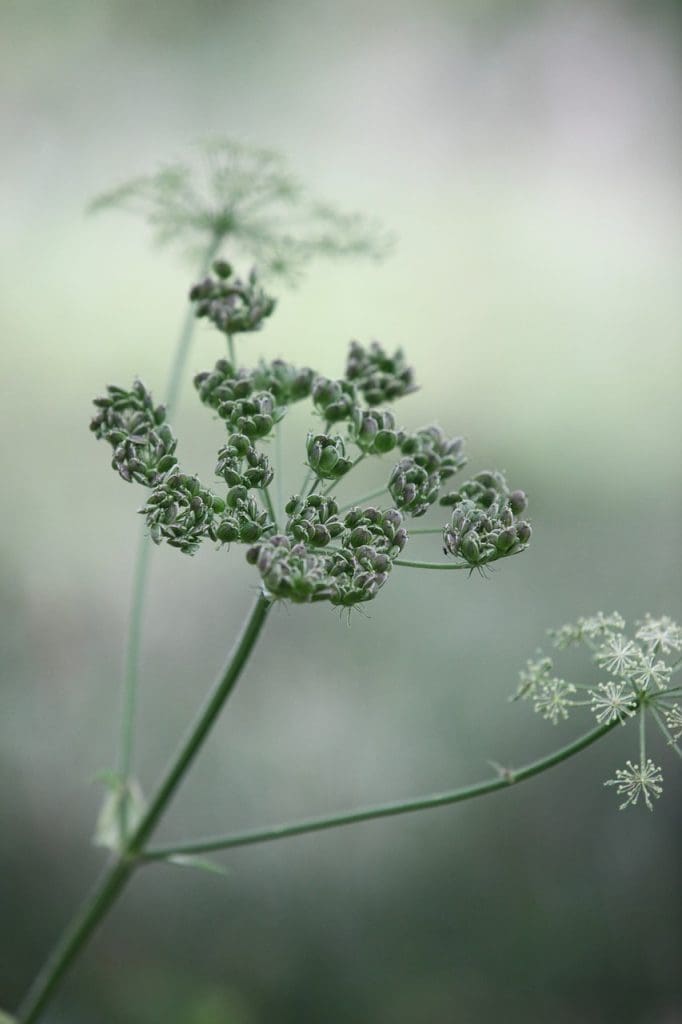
<box><xmin>142</xmin><ymin>473</ymin><xmax>225</xmax><ymax>554</ymax></box>
<box><xmin>387</xmin><ymin>427</ymin><xmax>467</xmax><ymax>518</ymax></box>
<box><xmin>94</xmin><ymin>311</ymin><xmax>531</xmax><ymax>601</ymax></box>
<box><xmin>91</xmin><ymin>380</ymin><xmax>165</xmax><ymax>440</ymax></box>
<box><xmin>109</xmin><ymin>426</ymin><xmax>178</xmax><ymax>487</ymax></box>
<box><xmin>215</xmin><ymin>392</ymin><xmax>281</xmax><ymax>441</ymax></box>
<box><xmin>388</xmin><ymin>458</ymin><xmax>440</xmax><ymax>517</ymax></box>
<box><xmin>441</xmin><ymin>472</ymin><xmax>531</xmax><ymax>569</ymax></box>
<box><xmin>246</xmin><ymin>504</ymin><xmax>405</xmax><ymax>607</ymax></box>
<box><xmin>323</xmin><ymin>505</ymin><xmax>407</xmax><ymax>606</ymax></box>
<box><xmin>350</xmin><ymin>407</ymin><xmax>398</xmax><ymax>454</ymax></box>
<box><xmin>90</xmin><ymin>382</ymin><xmax>178</xmax><ymax>486</ymax></box>
<box><xmin>285</xmin><ymin>494</ymin><xmax>344</xmax><ymax>547</ymax></box>
<box><xmin>190</xmin><ymin>261</ymin><xmax>276</xmax><ymax>335</ymax></box>
<box><xmin>345</xmin><ymin>340</ymin><xmax>417</xmax><ymax>404</ymax></box>
<box><xmin>215</xmin><ymin>434</ymin><xmax>274</xmax><ymax>490</ymax></box>
<box><xmin>399</xmin><ymin>426</ymin><xmax>466</xmax><ymax>481</ymax></box>
<box><xmin>141</xmin><ymin>473</ymin><xmax>273</xmax><ymax>554</ymax></box>
<box><xmin>213</xmin><ymin>487</ymin><xmax>271</xmax><ymax>545</ymax></box>
<box><xmin>194</xmin><ymin>358</ymin><xmax>250</xmax><ymax>409</ymax></box>
<box><xmin>311</xmin><ymin>377</ymin><xmax>358</xmax><ymax>423</ymax></box>
<box><xmin>251</xmin><ymin>359</ymin><xmax>315</xmax><ymax>405</ymax></box>
<box><xmin>195</xmin><ymin>356</ymin><xmax>312</xmax><ymax>416</ymax></box>
<box><xmin>306</xmin><ymin>433</ymin><xmax>353</xmax><ymax>480</ymax></box>
<box><xmin>440</xmin><ymin>470</ymin><xmax>527</xmax><ymax>515</ymax></box>
<box><xmin>246</xmin><ymin>536</ymin><xmax>335</xmax><ymax>604</ymax></box>
<box><xmin>194</xmin><ymin>359</ymin><xmax>284</xmax><ymax>439</ymax></box>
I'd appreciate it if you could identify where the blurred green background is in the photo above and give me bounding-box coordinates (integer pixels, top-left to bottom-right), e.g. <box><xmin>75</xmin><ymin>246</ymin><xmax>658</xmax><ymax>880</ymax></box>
<box><xmin>2</xmin><ymin>1</ymin><xmax>681</xmax><ymax>1021</ymax></box>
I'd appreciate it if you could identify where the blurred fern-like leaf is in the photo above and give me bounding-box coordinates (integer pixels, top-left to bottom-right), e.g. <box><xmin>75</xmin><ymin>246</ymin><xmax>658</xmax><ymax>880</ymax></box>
<box><xmin>89</xmin><ymin>138</ymin><xmax>394</xmax><ymax>282</ymax></box>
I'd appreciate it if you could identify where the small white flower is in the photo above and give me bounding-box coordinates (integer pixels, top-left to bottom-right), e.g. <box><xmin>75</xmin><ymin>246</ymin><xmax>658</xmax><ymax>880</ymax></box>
<box><xmin>581</xmin><ymin>611</ymin><xmax>626</xmax><ymax>639</ymax></box>
<box><xmin>533</xmin><ymin>678</ymin><xmax>576</xmax><ymax>725</ymax></box>
<box><xmin>589</xmin><ymin>682</ymin><xmax>637</xmax><ymax>725</ymax></box>
<box><xmin>595</xmin><ymin>635</ymin><xmax>640</xmax><ymax>677</ymax></box>
<box><xmin>664</xmin><ymin>704</ymin><xmax>682</xmax><ymax>743</ymax></box>
<box><xmin>604</xmin><ymin>759</ymin><xmax>663</xmax><ymax>811</ymax></box>
<box><xmin>636</xmin><ymin>615</ymin><xmax>682</xmax><ymax>654</ymax></box>
<box><xmin>512</xmin><ymin>655</ymin><xmax>553</xmax><ymax>701</ymax></box>
<box><xmin>548</xmin><ymin>612</ymin><xmax>625</xmax><ymax>650</ymax></box>
<box><xmin>631</xmin><ymin>651</ymin><xmax>673</xmax><ymax>691</ymax></box>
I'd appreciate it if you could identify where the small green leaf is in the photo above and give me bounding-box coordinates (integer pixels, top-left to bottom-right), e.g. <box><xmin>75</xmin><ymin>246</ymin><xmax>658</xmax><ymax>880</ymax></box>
<box><xmin>165</xmin><ymin>855</ymin><xmax>231</xmax><ymax>879</ymax></box>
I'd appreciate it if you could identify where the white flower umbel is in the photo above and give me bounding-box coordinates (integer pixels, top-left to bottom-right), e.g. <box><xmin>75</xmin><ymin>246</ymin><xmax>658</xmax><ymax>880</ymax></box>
<box><xmin>595</xmin><ymin>635</ymin><xmax>640</xmax><ymax>677</ymax></box>
<box><xmin>549</xmin><ymin>611</ymin><xmax>625</xmax><ymax>650</ymax></box>
<box><xmin>636</xmin><ymin>615</ymin><xmax>682</xmax><ymax>655</ymax></box>
<box><xmin>512</xmin><ymin>655</ymin><xmax>553</xmax><ymax>701</ymax></box>
<box><xmin>589</xmin><ymin>682</ymin><xmax>637</xmax><ymax>726</ymax></box>
<box><xmin>533</xmin><ymin>679</ymin><xmax>576</xmax><ymax>725</ymax></box>
<box><xmin>631</xmin><ymin>651</ymin><xmax>673</xmax><ymax>691</ymax></box>
<box><xmin>605</xmin><ymin>759</ymin><xmax>663</xmax><ymax>811</ymax></box>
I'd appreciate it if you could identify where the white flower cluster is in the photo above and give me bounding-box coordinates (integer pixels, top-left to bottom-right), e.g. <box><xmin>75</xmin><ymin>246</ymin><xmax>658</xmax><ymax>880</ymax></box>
<box><xmin>514</xmin><ymin>612</ymin><xmax>682</xmax><ymax>811</ymax></box>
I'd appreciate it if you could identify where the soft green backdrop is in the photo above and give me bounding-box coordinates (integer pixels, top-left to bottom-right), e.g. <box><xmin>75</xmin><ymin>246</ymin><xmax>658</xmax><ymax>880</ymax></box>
<box><xmin>2</xmin><ymin>1</ymin><xmax>681</xmax><ymax>1022</ymax></box>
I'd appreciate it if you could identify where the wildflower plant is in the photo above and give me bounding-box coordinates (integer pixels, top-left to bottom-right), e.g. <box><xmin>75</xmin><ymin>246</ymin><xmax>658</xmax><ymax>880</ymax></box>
<box><xmin>10</xmin><ymin>142</ymin><xmax>680</xmax><ymax>1024</ymax></box>
<box><xmin>513</xmin><ymin>613</ymin><xmax>682</xmax><ymax>811</ymax></box>
<box><xmin>91</xmin><ymin>284</ymin><xmax>531</xmax><ymax>606</ymax></box>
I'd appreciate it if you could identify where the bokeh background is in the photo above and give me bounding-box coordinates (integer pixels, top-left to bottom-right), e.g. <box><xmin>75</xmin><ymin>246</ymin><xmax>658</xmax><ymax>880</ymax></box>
<box><xmin>2</xmin><ymin>1</ymin><xmax>681</xmax><ymax>1021</ymax></box>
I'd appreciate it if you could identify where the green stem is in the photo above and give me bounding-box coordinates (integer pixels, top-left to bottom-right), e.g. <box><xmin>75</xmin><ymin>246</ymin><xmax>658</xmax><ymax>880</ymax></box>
<box><xmin>275</xmin><ymin>423</ymin><xmax>284</xmax><ymax>523</ymax></box>
<box><xmin>116</xmin><ymin>236</ymin><xmax>222</xmax><ymax>795</ymax></box>
<box><xmin>227</xmin><ymin>333</ymin><xmax>236</xmax><ymax>366</ymax></box>
<box><xmin>165</xmin><ymin>235</ymin><xmax>222</xmax><ymax>418</ymax></box>
<box><xmin>649</xmin><ymin>705</ymin><xmax>682</xmax><ymax>759</ymax></box>
<box><xmin>143</xmin><ymin>718</ymin><xmax>619</xmax><ymax>861</ymax></box>
<box><xmin>338</xmin><ymin>485</ymin><xmax>389</xmax><ymax>513</ymax></box>
<box><xmin>261</xmin><ymin>486</ymin><xmax>278</xmax><ymax>532</ymax></box>
<box><xmin>118</xmin><ymin>529</ymin><xmax>152</xmax><ymax>782</ymax></box>
<box><xmin>322</xmin><ymin>453</ymin><xmax>365</xmax><ymax>497</ymax></box>
<box><xmin>17</xmin><ymin>594</ymin><xmax>271</xmax><ymax>1024</ymax></box>
<box><xmin>306</xmin><ymin>475</ymin><xmax>322</xmax><ymax>498</ymax></box>
<box><xmin>394</xmin><ymin>558</ymin><xmax>470</xmax><ymax>571</ymax></box>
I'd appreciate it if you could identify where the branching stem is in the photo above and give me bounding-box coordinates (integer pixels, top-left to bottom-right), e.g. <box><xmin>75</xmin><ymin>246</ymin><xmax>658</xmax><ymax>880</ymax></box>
<box><xmin>142</xmin><ymin>718</ymin><xmax>620</xmax><ymax>861</ymax></box>
<box><xmin>17</xmin><ymin>594</ymin><xmax>271</xmax><ymax>1024</ymax></box>
<box><xmin>338</xmin><ymin>485</ymin><xmax>389</xmax><ymax>513</ymax></box>
<box><xmin>394</xmin><ymin>558</ymin><xmax>469</xmax><ymax>571</ymax></box>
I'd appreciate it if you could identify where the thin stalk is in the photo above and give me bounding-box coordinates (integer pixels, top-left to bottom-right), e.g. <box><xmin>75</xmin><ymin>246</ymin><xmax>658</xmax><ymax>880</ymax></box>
<box><xmin>17</xmin><ymin>594</ymin><xmax>271</xmax><ymax>1024</ymax></box>
<box><xmin>322</xmin><ymin>453</ymin><xmax>365</xmax><ymax>497</ymax></box>
<box><xmin>275</xmin><ymin>423</ymin><xmax>284</xmax><ymax>523</ymax></box>
<box><xmin>394</xmin><ymin>558</ymin><xmax>469</xmax><ymax>571</ymax></box>
<box><xmin>649</xmin><ymin>705</ymin><xmax>682</xmax><ymax>758</ymax></box>
<box><xmin>118</xmin><ymin>530</ymin><xmax>152</xmax><ymax>783</ymax></box>
<box><xmin>306</xmin><ymin>475</ymin><xmax>322</xmax><ymax>498</ymax></box>
<box><xmin>261</xmin><ymin>486</ymin><xmax>278</xmax><ymax>532</ymax></box>
<box><xmin>227</xmin><ymin>333</ymin><xmax>236</xmax><ymax>366</ymax></box>
<box><xmin>165</xmin><ymin>235</ymin><xmax>222</xmax><ymax>417</ymax></box>
<box><xmin>143</xmin><ymin>718</ymin><xmax>619</xmax><ymax>861</ymax></box>
<box><xmin>116</xmin><ymin>236</ymin><xmax>222</xmax><ymax>795</ymax></box>
<box><xmin>338</xmin><ymin>485</ymin><xmax>389</xmax><ymax>513</ymax></box>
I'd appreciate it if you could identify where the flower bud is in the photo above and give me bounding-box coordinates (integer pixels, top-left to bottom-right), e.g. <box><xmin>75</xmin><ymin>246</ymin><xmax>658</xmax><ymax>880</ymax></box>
<box><xmin>515</xmin><ymin>521</ymin><xmax>532</xmax><ymax>544</ymax></box>
<box><xmin>509</xmin><ymin>490</ymin><xmax>528</xmax><ymax>515</ymax></box>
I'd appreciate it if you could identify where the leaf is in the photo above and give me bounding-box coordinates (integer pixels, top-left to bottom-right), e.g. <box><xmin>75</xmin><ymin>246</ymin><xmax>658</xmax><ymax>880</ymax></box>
<box><xmin>164</xmin><ymin>855</ymin><xmax>231</xmax><ymax>879</ymax></box>
<box><xmin>93</xmin><ymin>777</ymin><xmax>146</xmax><ymax>853</ymax></box>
